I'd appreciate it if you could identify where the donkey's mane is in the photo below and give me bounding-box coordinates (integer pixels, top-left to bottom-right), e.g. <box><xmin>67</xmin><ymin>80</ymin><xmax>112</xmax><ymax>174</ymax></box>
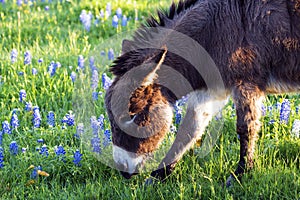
<box><xmin>110</xmin><ymin>0</ymin><xmax>201</xmax><ymax>77</ymax></box>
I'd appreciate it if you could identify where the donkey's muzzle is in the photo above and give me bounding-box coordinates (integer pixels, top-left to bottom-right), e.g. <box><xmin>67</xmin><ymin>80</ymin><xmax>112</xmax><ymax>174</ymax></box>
<box><xmin>120</xmin><ymin>171</ymin><xmax>138</xmax><ymax>179</ymax></box>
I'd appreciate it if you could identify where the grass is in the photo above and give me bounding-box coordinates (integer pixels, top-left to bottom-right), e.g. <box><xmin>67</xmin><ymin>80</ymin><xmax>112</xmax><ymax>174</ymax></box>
<box><xmin>0</xmin><ymin>0</ymin><xmax>299</xmax><ymax>199</ymax></box>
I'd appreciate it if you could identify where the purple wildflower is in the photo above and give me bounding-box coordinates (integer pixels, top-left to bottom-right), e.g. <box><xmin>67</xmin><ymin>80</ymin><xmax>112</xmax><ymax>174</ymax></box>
<box><xmin>19</xmin><ymin>89</ymin><xmax>26</xmax><ymax>102</ymax></box>
<box><xmin>10</xmin><ymin>113</ymin><xmax>19</xmax><ymax>129</ymax></box>
<box><xmin>2</xmin><ymin>121</ymin><xmax>11</xmax><ymax>134</ymax></box>
<box><xmin>280</xmin><ymin>99</ymin><xmax>291</xmax><ymax>124</ymax></box>
<box><xmin>37</xmin><ymin>139</ymin><xmax>44</xmax><ymax>143</ymax></box>
<box><xmin>22</xmin><ymin>148</ymin><xmax>27</xmax><ymax>153</ymax></box>
<box><xmin>112</xmin><ymin>15</ymin><xmax>118</xmax><ymax>28</ymax></box>
<box><xmin>108</xmin><ymin>49</ymin><xmax>114</xmax><ymax>60</ymax></box>
<box><xmin>31</xmin><ymin>166</ymin><xmax>42</xmax><ymax>179</ymax></box>
<box><xmin>61</xmin><ymin>111</ymin><xmax>75</xmax><ymax>126</ymax></box>
<box><xmin>11</xmin><ymin>49</ymin><xmax>18</xmax><ymax>64</ymax></box>
<box><xmin>70</xmin><ymin>72</ymin><xmax>76</xmax><ymax>83</ymax></box>
<box><xmin>48</xmin><ymin>61</ymin><xmax>57</xmax><ymax>76</ymax></box>
<box><xmin>90</xmin><ymin>116</ymin><xmax>99</xmax><ymax>135</ymax></box>
<box><xmin>39</xmin><ymin>144</ymin><xmax>49</xmax><ymax>157</ymax></box>
<box><xmin>32</xmin><ymin>68</ymin><xmax>38</xmax><ymax>75</ymax></box>
<box><xmin>74</xmin><ymin>123</ymin><xmax>84</xmax><ymax>138</ymax></box>
<box><xmin>32</xmin><ymin>106</ymin><xmax>41</xmax><ymax>128</ymax></box>
<box><xmin>122</xmin><ymin>15</ymin><xmax>128</xmax><ymax>26</ymax></box>
<box><xmin>25</xmin><ymin>102</ymin><xmax>32</xmax><ymax>111</ymax></box>
<box><xmin>24</xmin><ymin>51</ymin><xmax>32</xmax><ymax>65</ymax></box>
<box><xmin>89</xmin><ymin>56</ymin><xmax>95</xmax><ymax>71</ymax></box>
<box><xmin>55</xmin><ymin>145</ymin><xmax>66</xmax><ymax>162</ymax></box>
<box><xmin>0</xmin><ymin>131</ymin><xmax>3</xmax><ymax>146</ymax></box>
<box><xmin>116</xmin><ymin>8</ymin><xmax>122</xmax><ymax>18</ymax></box>
<box><xmin>98</xmin><ymin>114</ymin><xmax>105</xmax><ymax>130</ymax></box>
<box><xmin>91</xmin><ymin>136</ymin><xmax>101</xmax><ymax>153</ymax></box>
<box><xmin>92</xmin><ymin>92</ymin><xmax>98</xmax><ymax>101</ymax></box>
<box><xmin>91</xmin><ymin>70</ymin><xmax>99</xmax><ymax>90</ymax></box>
<box><xmin>78</xmin><ymin>55</ymin><xmax>84</xmax><ymax>70</ymax></box>
<box><xmin>17</xmin><ymin>0</ymin><xmax>22</xmax><ymax>6</ymax></box>
<box><xmin>291</xmin><ymin>119</ymin><xmax>300</xmax><ymax>138</ymax></box>
<box><xmin>79</xmin><ymin>10</ymin><xmax>93</xmax><ymax>31</ymax></box>
<box><xmin>73</xmin><ymin>149</ymin><xmax>82</xmax><ymax>166</ymax></box>
<box><xmin>38</xmin><ymin>58</ymin><xmax>43</xmax><ymax>63</ymax></box>
<box><xmin>0</xmin><ymin>147</ymin><xmax>4</xmax><ymax>168</ymax></box>
<box><xmin>103</xmin><ymin>129</ymin><xmax>111</xmax><ymax>147</ymax></box>
<box><xmin>47</xmin><ymin>111</ymin><xmax>55</xmax><ymax>127</ymax></box>
<box><xmin>106</xmin><ymin>2</ymin><xmax>111</xmax><ymax>16</ymax></box>
<box><xmin>102</xmin><ymin>73</ymin><xmax>112</xmax><ymax>90</ymax></box>
<box><xmin>9</xmin><ymin>141</ymin><xmax>18</xmax><ymax>155</ymax></box>
<box><xmin>45</xmin><ymin>6</ymin><xmax>49</xmax><ymax>11</ymax></box>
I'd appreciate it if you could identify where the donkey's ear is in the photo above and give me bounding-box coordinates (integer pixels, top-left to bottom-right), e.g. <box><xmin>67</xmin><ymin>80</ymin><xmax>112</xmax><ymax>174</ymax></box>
<box><xmin>140</xmin><ymin>46</ymin><xmax>168</xmax><ymax>87</ymax></box>
<box><xmin>122</xmin><ymin>39</ymin><xmax>133</xmax><ymax>54</ymax></box>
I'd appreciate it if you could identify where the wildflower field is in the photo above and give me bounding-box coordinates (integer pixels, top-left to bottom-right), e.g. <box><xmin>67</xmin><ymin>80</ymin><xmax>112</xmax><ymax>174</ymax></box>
<box><xmin>0</xmin><ymin>0</ymin><xmax>299</xmax><ymax>199</ymax></box>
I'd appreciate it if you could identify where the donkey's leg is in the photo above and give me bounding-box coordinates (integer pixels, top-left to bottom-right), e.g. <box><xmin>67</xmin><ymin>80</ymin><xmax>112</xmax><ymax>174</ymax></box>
<box><xmin>226</xmin><ymin>83</ymin><xmax>264</xmax><ymax>187</ymax></box>
<box><xmin>147</xmin><ymin>90</ymin><xmax>228</xmax><ymax>182</ymax></box>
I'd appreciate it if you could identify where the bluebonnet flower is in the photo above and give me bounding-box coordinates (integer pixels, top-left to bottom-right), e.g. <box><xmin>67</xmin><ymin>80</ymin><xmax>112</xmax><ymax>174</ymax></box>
<box><xmin>22</xmin><ymin>148</ymin><xmax>27</xmax><ymax>153</ymax></box>
<box><xmin>98</xmin><ymin>114</ymin><xmax>105</xmax><ymax>130</ymax></box>
<box><xmin>170</xmin><ymin>124</ymin><xmax>177</xmax><ymax>133</ymax></box>
<box><xmin>79</xmin><ymin>10</ymin><xmax>93</xmax><ymax>31</ymax></box>
<box><xmin>70</xmin><ymin>72</ymin><xmax>76</xmax><ymax>83</ymax></box>
<box><xmin>10</xmin><ymin>113</ymin><xmax>19</xmax><ymax>129</ymax></box>
<box><xmin>99</xmin><ymin>10</ymin><xmax>105</xmax><ymax>19</ymax></box>
<box><xmin>55</xmin><ymin>145</ymin><xmax>66</xmax><ymax>162</ymax></box>
<box><xmin>38</xmin><ymin>58</ymin><xmax>43</xmax><ymax>63</ymax></box>
<box><xmin>92</xmin><ymin>92</ymin><xmax>98</xmax><ymax>101</ymax></box>
<box><xmin>47</xmin><ymin>111</ymin><xmax>55</xmax><ymax>127</ymax></box>
<box><xmin>91</xmin><ymin>70</ymin><xmax>99</xmax><ymax>90</ymax></box>
<box><xmin>122</xmin><ymin>15</ymin><xmax>128</xmax><ymax>27</ymax></box>
<box><xmin>0</xmin><ymin>147</ymin><xmax>4</xmax><ymax>169</ymax></box>
<box><xmin>74</xmin><ymin>123</ymin><xmax>84</xmax><ymax>138</ymax></box>
<box><xmin>116</xmin><ymin>8</ymin><xmax>122</xmax><ymax>18</ymax></box>
<box><xmin>296</xmin><ymin>106</ymin><xmax>299</xmax><ymax>114</ymax></box>
<box><xmin>0</xmin><ymin>0</ymin><xmax>5</xmax><ymax>4</ymax></box>
<box><xmin>292</xmin><ymin>119</ymin><xmax>300</xmax><ymax>138</ymax></box>
<box><xmin>108</xmin><ymin>49</ymin><xmax>114</xmax><ymax>61</ymax></box>
<box><xmin>0</xmin><ymin>131</ymin><xmax>3</xmax><ymax>146</ymax></box>
<box><xmin>25</xmin><ymin>102</ymin><xmax>32</xmax><ymax>111</ymax></box>
<box><xmin>103</xmin><ymin>129</ymin><xmax>111</xmax><ymax>147</ymax></box>
<box><xmin>112</xmin><ymin>15</ymin><xmax>118</xmax><ymax>28</ymax></box>
<box><xmin>102</xmin><ymin>73</ymin><xmax>112</xmax><ymax>90</ymax></box>
<box><xmin>90</xmin><ymin>116</ymin><xmax>99</xmax><ymax>135</ymax></box>
<box><xmin>32</xmin><ymin>106</ymin><xmax>41</xmax><ymax>128</ymax></box>
<box><xmin>78</xmin><ymin>55</ymin><xmax>84</xmax><ymax>70</ymax></box>
<box><xmin>9</xmin><ymin>141</ymin><xmax>18</xmax><ymax>155</ymax></box>
<box><xmin>91</xmin><ymin>136</ymin><xmax>101</xmax><ymax>153</ymax></box>
<box><xmin>73</xmin><ymin>149</ymin><xmax>82</xmax><ymax>166</ymax></box>
<box><xmin>89</xmin><ymin>56</ymin><xmax>95</xmax><ymax>71</ymax></box>
<box><xmin>100</xmin><ymin>51</ymin><xmax>105</xmax><ymax>57</ymax></box>
<box><xmin>174</xmin><ymin>103</ymin><xmax>182</xmax><ymax>125</ymax></box>
<box><xmin>61</xmin><ymin>111</ymin><xmax>75</xmax><ymax>126</ymax></box>
<box><xmin>24</xmin><ymin>51</ymin><xmax>32</xmax><ymax>65</ymax></box>
<box><xmin>11</xmin><ymin>49</ymin><xmax>18</xmax><ymax>64</ymax></box>
<box><xmin>106</xmin><ymin>2</ymin><xmax>111</xmax><ymax>17</ymax></box>
<box><xmin>18</xmin><ymin>71</ymin><xmax>24</xmax><ymax>76</ymax></box>
<box><xmin>261</xmin><ymin>104</ymin><xmax>266</xmax><ymax>116</ymax></box>
<box><xmin>280</xmin><ymin>99</ymin><xmax>291</xmax><ymax>124</ymax></box>
<box><xmin>17</xmin><ymin>0</ymin><xmax>22</xmax><ymax>6</ymax></box>
<box><xmin>48</xmin><ymin>61</ymin><xmax>57</xmax><ymax>76</ymax></box>
<box><xmin>39</xmin><ymin>145</ymin><xmax>49</xmax><ymax>157</ymax></box>
<box><xmin>31</xmin><ymin>166</ymin><xmax>42</xmax><ymax>179</ymax></box>
<box><xmin>19</xmin><ymin>89</ymin><xmax>26</xmax><ymax>102</ymax></box>
<box><xmin>32</xmin><ymin>68</ymin><xmax>38</xmax><ymax>75</ymax></box>
<box><xmin>37</xmin><ymin>139</ymin><xmax>44</xmax><ymax>143</ymax></box>
<box><xmin>275</xmin><ymin>102</ymin><xmax>281</xmax><ymax>110</ymax></box>
<box><xmin>45</xmin><ymin>6</ymin><xmax>49</xmax><ymax>11</ymax></box>
<box><xmin>2</xmin><ymin>121</ymin><xmax>11</xmax><ymax>134</ymax></box>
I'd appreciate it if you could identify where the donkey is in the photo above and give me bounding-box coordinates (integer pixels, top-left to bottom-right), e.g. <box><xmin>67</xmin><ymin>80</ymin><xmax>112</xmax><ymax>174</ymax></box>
<box><xmin>105</xmin><ymin>0</ymin><xmax>300</xmax><ymax>186</ymax></box>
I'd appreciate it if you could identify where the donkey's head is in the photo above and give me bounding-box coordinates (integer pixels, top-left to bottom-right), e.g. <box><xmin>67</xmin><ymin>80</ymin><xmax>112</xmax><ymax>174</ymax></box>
<box><xmin>105</xmin><ymin>42</ymin><xmax>175</xmax><ymax>178</ymax></box>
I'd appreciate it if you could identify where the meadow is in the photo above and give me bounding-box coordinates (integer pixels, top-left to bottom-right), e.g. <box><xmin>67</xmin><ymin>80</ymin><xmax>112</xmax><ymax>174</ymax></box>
<box><xmin>0</xmin><ymin>0</ymin><xmax>299</xmax><ymax>199</ymax></box>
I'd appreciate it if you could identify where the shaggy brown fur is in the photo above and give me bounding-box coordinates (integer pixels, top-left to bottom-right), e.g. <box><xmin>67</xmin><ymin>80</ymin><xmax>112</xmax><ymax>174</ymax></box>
<box><xmin>105</xmin><ymin>0</ymin><xmax>300</xmax><ymax>184</ymax></box>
